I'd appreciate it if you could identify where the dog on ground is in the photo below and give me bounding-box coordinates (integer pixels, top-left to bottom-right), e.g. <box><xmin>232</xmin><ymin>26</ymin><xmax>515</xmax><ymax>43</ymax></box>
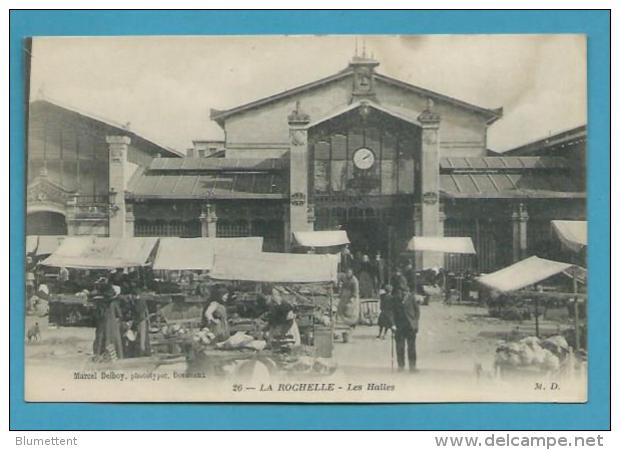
<box><xmin>27</xmin><ymin>322</ymin><xmax>41</xmax><ymax>343</ymax></box>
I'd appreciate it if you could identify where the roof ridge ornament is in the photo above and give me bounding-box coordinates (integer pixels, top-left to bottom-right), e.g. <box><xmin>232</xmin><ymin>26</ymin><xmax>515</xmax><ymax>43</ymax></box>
<box><xmin>418</xmin><ymin>97</ymin><xmax>441</xmax><ymax>124</ymax></box>
<box><xmin>349</xmin><ymin>49</ymin><xmax>379</xmax><ymax>103</ymax></box>
<box><xmin>287</xmin><ymin>100</ymin><xmax>310</xmax><ymax>125</ymax></box>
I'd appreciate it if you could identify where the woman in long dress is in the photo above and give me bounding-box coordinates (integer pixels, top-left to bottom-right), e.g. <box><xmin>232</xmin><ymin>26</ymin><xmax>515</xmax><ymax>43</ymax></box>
<box><xmin>133</xmin><ymin>295</ymin><xmax>151</xmax><ymax>356</ymax></box>
<box><xmin>358</xmin><ymin>254</ymin><xmax>375</xmax><ymax>298</ymax></box>
<box><xmin>102</xmin><ymin>285</ymin><xmax>124</xmax><ymax>360</ymax></box>
<box><xmin>337</xmin><ymin>269</ymin><xmax>360</xmax><ymax>326</ymax></box>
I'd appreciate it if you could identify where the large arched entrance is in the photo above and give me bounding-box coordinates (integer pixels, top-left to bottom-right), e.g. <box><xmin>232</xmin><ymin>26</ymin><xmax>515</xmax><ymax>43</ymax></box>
<box><xmin>308</xmin><ymin>103</ymin><xmax>422</xmax><ymax>262</ymax></box>
<box><xmin>26</xmin><ymin>210</ymin><xmax>67</xmax><ymax>235</ymax></box>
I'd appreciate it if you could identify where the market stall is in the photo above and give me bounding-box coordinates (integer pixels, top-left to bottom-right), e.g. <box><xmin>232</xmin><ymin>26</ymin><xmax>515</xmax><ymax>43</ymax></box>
<box><xmin>40</xmin><ymin>237</ymin><xmax>159</xmax><ymax>327</ymax></box>
<box><xmin>152</xmin><ymin>236</ymin><xmax>264</xmax><ymax>271</ymax></box>
<box><xmin>26</xmin><ymin>235</ymin><xmax>66</xmax><ymax>257</ymax></box>
<box><xmin>478</xmin><ymin>255</ymin><xmax>586</xmax><ymax>348</ymax></box>
<box><xmin>407</xmin><ymin>236</ymin><xmax>476</xmax><ymax>255</ymax></box>
<box><xmin>478</xmin><ymin>256</ymin><xmax>587</xmax><ymax>379</ymax></box>
<box><xmin>184</xmin><ymin>252</ymin><xmax>339</xmax><ymax>377</ymax></box>
<box><xmin>42</xmin><ymin>236</ymin><xmax>158</xmax><ymax>269</ymax></box>
<box><xmin>292</xmin><ymin>230</ymin><xmax>350</xmax><ymax>254</ymax></box>
<box><xmin>551</xmin><ymin>220</ymin><xmax>587</xmax><ymax>254</ymax></box>
<box><xmin>477</xmin><ymin>255</ymin><xmax>583</xmax><ymax>292</ymax></box>
<box><xmin>147</xmin><ymin>237</ymin><xmax>265</xmax><ymax>355</ymax></box>
<box><xmin>406</xmin><ymin>236</ymin><xmax>476</xmax><ymax>302</ymax></box>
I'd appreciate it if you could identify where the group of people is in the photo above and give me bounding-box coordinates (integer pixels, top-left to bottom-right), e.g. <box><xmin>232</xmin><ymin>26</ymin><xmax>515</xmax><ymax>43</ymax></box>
<box><xmin>336</xmin><ymin>256</ymin><xmax>422</xmax><ymax>373</ymax></box>
<box><xmin>91</xmin><ymin>273</ymin><xmax>151</xmax><ymax>361</ymax></box>
<box><xmin>339</xmin><ymin>246</ymin><xmax>387</xmax><ymax>298</ymax></box>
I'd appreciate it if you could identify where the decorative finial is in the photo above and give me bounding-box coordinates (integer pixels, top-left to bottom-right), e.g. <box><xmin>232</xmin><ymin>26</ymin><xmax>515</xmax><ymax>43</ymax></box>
<box><xmin>288</xmin><ymin>99</ymin><xmax>310</xmax><ymax>124</ymax></box>
<box><xmin>417</xmin><ymin>97</ymin><xmax>441</xmax><ymax>124</ymax></box>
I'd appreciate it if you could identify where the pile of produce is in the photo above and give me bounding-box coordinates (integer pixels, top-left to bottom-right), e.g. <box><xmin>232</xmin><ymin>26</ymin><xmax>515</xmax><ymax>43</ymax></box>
<box><xmin>214</xmin><ymin>331</ymin><xmax>267</xmax><ymax>352</ymax></box>
<box><xmin>494</xmin><ymin>335</ymin><xmax>570</xmax><ymax>372</ymax></box>
<box><xmin>192</xmin><ymin>328</ymin><xmax>216</xmax><ymax>346</ymax></box>
<box><xmin>158</xmin><ymin>323</ymin><xmax>189</xmax><ymax>339</ymax></box>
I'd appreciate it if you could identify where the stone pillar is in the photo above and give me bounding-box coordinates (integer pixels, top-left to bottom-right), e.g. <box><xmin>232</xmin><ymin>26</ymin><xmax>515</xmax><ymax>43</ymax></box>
<box><xmin>65</xmin><ymin>193</ymin><xmax>79</xmax><ymax>236</ymax></box>
<box><xmin>511</xmin><ymin>203</ymin><xmax>529</xmax><ymax>262</ymax></box>
<box><xmin>282</xmin><ymin>206</ymin><xmax>291</xmax><ymax>252</ymax></box>
<box><xmin>106</xmin><ymin>136</ymin><xmax>130</xmax><ymax>237</ymax></box>
<box><xmin>417</xmin><ymin>98</ymin><xmax>442</xmax><ymax>268</ymax></box>
<box><xmin>125</xmin><ymin>203</ymin><xmax>135</xmax><ymax>237</ymax></box>
<box><xmin>199</xmin><ymin>203</ymin><xmax>218</xmax><ymax>237</ymax></box>
<box><xmin>438</xmin><ymin>203</ymin><xmax>446</xmax><ymax>238</ymax></box>
<box><xmin>412</xmin><ymin>204</ymin><xmax>423</xmax><ymax>269</ymax></box>
<box><xmin>288</xmin><ymin>101</ymin><xmax>313</xmax><ymax>240</ymax></box>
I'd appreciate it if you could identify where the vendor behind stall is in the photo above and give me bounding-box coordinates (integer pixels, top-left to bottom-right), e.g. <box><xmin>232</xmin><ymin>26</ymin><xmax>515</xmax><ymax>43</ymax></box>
<box><xmin>159</xmin><ymin>295</ymin><xmax>203</xmax><ymax>322</ymax></box>
<box><xmin>262</xmin><ymin>285</ymin><xmax>300</xmax><ymax>346</ymax></box>
<box><xmin>201</xmin><ymin>285</ymin><xmax>230</xmax><ymax>342</ymax></box>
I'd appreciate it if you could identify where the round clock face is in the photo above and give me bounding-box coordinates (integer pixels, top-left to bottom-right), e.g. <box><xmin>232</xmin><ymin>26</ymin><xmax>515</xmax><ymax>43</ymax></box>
<box><xmin>353</xmin><ymin>147</ymin><xmax>376</xmax><ymax>170</ymax></box>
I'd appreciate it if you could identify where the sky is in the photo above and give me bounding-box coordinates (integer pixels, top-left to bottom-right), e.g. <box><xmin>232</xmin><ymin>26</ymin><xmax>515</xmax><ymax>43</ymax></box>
<box><xmin>29</xmin><ymin>35</ymin><xmax>586</xmax><ymax>153</ymax></box>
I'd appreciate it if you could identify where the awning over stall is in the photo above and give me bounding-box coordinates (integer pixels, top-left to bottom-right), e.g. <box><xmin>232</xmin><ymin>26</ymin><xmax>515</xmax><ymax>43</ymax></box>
<box><xmin>293</xmin><ymin>230</ymin><xmax>350</xmax><ymax>248</ymax></box>
<box><xmin>407</xmin><ymin>237</ymin><xmax>476</xmax><ymax>254</ymax></box>
<box><xmin>477</xmin><ymin>256</ymin><xmax>582</xmax><ymax>292</ymax></box>
<box><xmin>26</xmin><ymin>236</ymin><xmax>38</xmax><ymax>254</ymax></box>
<box><xmin>152</xmin><ymin>237</ymin><xmax>264</xmax><ymax>271</ymax></box>
<box><xmin>26</xmin><ymin>235</ymin><xmax>67</xmax><ymax>256</ymax></box>
<box><xmin>41</xmin><ymin>237</ymin><xmax>158</xmax><ymax>269</ymax></box>
<box><xmin>36</xmin><ymin>236</ymin><xmax>67</xmax><ymax>256</ymax></box>
<box><xmin>551</xmin><ymin>220</ymin><xmax>587</xmax><ymax>253</ymax></box>
<box><xmin>210</xmin><ymin>252</ymin><xmax>338</xmax><ymax>283</ymax></box>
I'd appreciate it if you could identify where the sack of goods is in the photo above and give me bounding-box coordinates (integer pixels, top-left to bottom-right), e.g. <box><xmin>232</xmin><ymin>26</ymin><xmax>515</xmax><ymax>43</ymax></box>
<box><xmin>494</xmin><ymin>335</ymin><xmax>571</xmax><ymax>372</ymax></box>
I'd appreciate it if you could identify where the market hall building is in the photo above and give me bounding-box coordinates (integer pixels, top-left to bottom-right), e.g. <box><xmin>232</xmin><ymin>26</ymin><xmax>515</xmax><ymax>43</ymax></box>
<box><xmin>26</xmin><ymin>56</ymin><xmax>586</xmax><ymax>272</ymax></box>
<box><xmin>26</xmin><ymin>99</ymin><xmax>182</xmax><ymax>238</ymax></box>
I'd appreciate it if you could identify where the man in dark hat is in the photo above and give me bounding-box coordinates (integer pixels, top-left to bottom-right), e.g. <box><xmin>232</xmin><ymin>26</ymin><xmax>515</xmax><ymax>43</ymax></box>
<box><xmin>390</xmin><ymin>267</ymin><xmax>409</xmax><ymax>298</ymax></box>
<box><xmin>392</xmin><ymin>290</ymin><xmax>421</xmax><ymax>372</ymax></box>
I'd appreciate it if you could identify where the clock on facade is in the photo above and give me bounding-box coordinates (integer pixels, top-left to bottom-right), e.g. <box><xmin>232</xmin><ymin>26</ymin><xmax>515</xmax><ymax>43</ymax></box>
<box><xmin>352</xmin><ymin>147</ymin><xmax>376</xmax><ymax>170</ymax></box>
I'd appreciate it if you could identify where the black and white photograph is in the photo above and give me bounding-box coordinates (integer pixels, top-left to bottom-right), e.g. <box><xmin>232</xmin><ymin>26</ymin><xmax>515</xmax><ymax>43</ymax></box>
<box><xmin>23</xmin><ymin>34</ymin><xmax>588</xmax><ymax>402</ymax></box>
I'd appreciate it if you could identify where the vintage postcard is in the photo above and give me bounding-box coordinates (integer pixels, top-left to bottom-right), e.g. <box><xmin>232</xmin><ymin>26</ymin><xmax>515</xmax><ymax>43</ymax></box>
<box><xmin>24</xmin><ymin>35</ymin><xmax>587</xmax><ymax>402</ymax></box>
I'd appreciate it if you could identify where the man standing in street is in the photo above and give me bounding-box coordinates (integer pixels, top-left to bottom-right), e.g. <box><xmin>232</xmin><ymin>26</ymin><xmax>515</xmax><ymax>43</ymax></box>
<box><xmin>393</xmin><ymin>290</ymin><xmax>421</xmax><ymax>372</ymax></box>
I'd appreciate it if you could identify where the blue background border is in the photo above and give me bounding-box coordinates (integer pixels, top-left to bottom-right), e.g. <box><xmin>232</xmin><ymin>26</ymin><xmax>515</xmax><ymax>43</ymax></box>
<box><xmin>9</xmin><ymin>10</ymin><xmax>610</xmax><ymax>430</ymax></box>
